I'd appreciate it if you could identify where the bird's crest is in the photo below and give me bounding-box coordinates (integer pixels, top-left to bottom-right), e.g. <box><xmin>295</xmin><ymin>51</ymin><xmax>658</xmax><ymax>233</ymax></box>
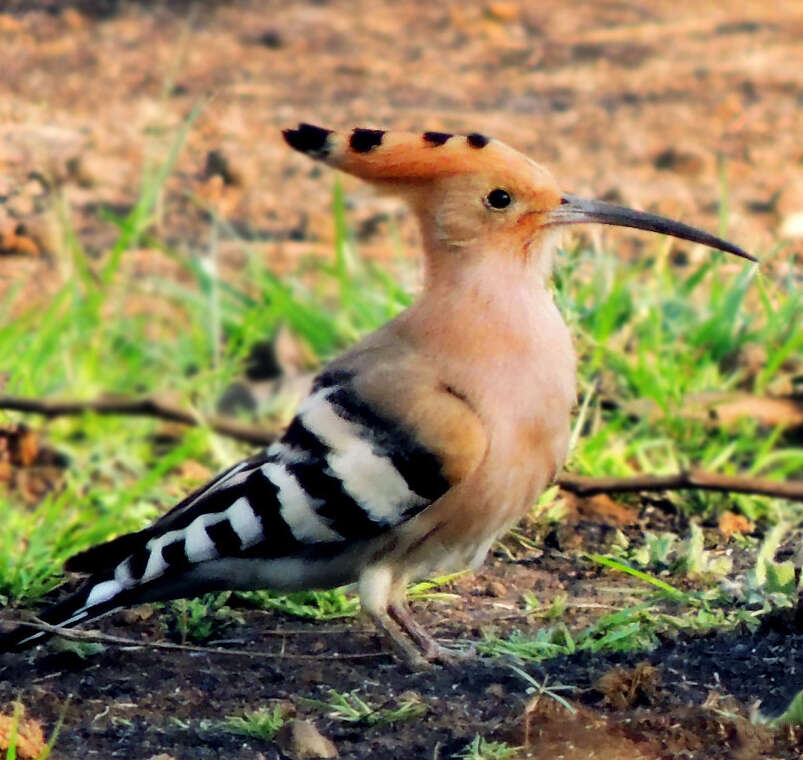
<box><xmin>282</xmin><ymin>123</ymin><xmax>536</xmax><ymax>184</ymax></box>
<box><xmin>283</xmin><ymin>122</ymin><xmax>756</xmax><ymax>263</ymax></box>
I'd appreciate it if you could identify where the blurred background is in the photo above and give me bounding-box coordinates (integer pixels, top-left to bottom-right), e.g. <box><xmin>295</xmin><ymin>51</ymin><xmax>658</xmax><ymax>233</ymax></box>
<box><xmin>1</xmin><ymin>0</ymin><xmax>801</xmax><ymax>312</ymax></box>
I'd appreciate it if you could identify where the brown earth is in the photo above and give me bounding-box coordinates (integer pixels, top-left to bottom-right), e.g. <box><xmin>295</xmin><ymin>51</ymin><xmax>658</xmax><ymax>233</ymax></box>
<box><xmin>1</xmin><ymin>1</ymin><xmax>803</xmax><ymax>758</ymax></box>
<box><xmin>1</xmin><ymin>540</ymin><xmax>802</xmax><ymax>759</ymax></box>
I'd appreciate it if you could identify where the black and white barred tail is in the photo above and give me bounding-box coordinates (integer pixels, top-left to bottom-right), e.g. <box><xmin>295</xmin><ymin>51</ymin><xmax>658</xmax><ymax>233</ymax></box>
<box><xmin>0</xmin><ymin>371</ymin><xmax>449</xmax><ymax>653</ymax></box>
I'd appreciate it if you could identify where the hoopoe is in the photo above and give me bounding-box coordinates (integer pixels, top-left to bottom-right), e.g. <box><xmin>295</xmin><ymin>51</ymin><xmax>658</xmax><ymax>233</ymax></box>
<box><xmin>0</xmin><ymin>124</ymin><xmax>754</xmax><ymax>667</ymax></box>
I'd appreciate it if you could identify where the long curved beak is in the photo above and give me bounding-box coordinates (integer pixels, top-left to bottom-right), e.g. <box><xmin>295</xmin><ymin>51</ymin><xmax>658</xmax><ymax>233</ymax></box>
<box><xmin>548</xmin><ymin>194</ymin><xmax>756</xmax><ymax>262</ymax></box>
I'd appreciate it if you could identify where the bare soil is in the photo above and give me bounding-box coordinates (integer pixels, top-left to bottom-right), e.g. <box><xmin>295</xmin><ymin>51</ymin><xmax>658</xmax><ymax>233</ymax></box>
<box><xmin>2</xmin><ymin>508</ymin><xmax>802</xmax><ymax>759</ymax></box>
<box><xmin>2</xmin><ymin>536</ymin><xmax>803</xmax><ymax>759</ymax></box>
<box><xmin>1</xmin><ymin>1</ymin><xmax>802</xmax><ymax>758</ymax></box>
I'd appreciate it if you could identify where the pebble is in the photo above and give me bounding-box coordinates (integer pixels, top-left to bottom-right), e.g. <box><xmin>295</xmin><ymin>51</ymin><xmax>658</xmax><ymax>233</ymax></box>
<box><xmin>276</xmin><ymin>719</ymin><xmax>338</xmax><ymax>759</ymax></box>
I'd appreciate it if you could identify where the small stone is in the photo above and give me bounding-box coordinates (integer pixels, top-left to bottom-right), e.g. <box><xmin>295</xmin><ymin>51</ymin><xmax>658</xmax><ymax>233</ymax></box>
<box><xmin>0</xmin><ymin>705</ymin><xmax>46</xmax><ymax>759</ymax></box>
<box><xmin>204</xmin><ymin>150</ymin><xmax>242</xmax><ymax>186</ymax></box>
<box><xmin>257</xmin><ymin>29</ymin><xmax>283</xmax><ymax>48</ymax></box>
<box><xmin>485</xmin><ymin>580</ymin><xmax>507</xmax><ymax>598</ymax></box>
<box><xmin>398</xmin><ymin>690</ymin><xmax>423</xmax><ymax>703</ymax></box>
<box><xmin>652</xmin><ymin>146</ymin><xmax>706</xmax><ymax>176</ymax></box>
<box><xmin>276</xmin><ymin>719</ymin><xmax>338</xmax><ymax>759</ymax></box>
<box><xmin>779</xmin><ymin>211</ymin><xmax>803</xmax><ymax>239</ymax></box>
<box><xmin>485</xmin><ymin>683</ymin><xmax>505</xmax><ymax>698</ymax></box>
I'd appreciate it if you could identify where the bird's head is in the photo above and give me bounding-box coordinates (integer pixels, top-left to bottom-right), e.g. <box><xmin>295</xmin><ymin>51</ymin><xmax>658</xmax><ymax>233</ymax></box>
<box><xmin>283</xmin><ymin>123</ymin><xmax>755</xmax><ymax>277</ymax></box>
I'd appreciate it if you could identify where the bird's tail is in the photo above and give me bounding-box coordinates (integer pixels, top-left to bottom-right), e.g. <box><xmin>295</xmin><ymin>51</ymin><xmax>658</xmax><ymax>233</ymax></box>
<box><xmin>0</xmin><ymin>574</ymin><xmax>131</xmax><ymax>653</ymax></box>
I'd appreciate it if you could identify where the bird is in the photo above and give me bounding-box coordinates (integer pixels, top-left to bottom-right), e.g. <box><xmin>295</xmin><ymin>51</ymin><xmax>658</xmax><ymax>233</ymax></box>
<box><xmin>0</xmin><ymin>124</ymin><xmax>755</xmax><ymax>667</ymax></box>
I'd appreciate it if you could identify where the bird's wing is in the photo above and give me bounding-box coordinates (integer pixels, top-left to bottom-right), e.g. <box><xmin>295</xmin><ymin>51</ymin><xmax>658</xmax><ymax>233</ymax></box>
<box><xmin>64</xmin><ymin>453</ymin><xmax>271</xmax><ymax>574</ymax></box>
<box><xmin>1</xmin><ymin>362</ymin><xmax>486</xmax><ymax>651</ymax></box>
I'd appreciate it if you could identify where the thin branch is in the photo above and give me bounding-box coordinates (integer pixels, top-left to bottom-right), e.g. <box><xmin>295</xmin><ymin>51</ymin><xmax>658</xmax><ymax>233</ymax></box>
<box><xmin>2</xmin><ymin>393</ymin><xmax>801</xmax><ymax>502</ymax></box>
<box><xmin>11</xmin><ymin>619</ymin><xmax>383</xmax><ymax>660</ymax></box>
<box><xmin>556</xmin><ymin>469</ymin><xmax>803</xmax><ymax>502</ymax></box>
<box><xmin>0</xmin><ymin>394</ymin><xmax>278</xmax><ymax>446</ymax></box>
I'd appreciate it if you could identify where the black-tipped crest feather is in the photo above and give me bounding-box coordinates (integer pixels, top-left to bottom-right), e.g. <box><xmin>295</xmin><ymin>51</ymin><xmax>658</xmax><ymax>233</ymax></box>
<box><xmin>422</xmin><ymin>131</ymin><xmax>453</xmax><ymax>146</ymax></box>
<box><xmin>282</xmin><ymin>123</ymin><xmax>332</xmax><ymax>156</ymax></box>
<box><xmin>349</xmin><ymin>128</ymin><xmax>385</xmax><ymax>153</ymax></box>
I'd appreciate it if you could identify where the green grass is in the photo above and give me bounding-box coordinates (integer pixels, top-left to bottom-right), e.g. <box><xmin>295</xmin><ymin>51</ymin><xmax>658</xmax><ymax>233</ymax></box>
<box><xmin>482</xmin><ymin>526</ymin><xmax>801</xmax><ymax>663</ymax></box>
<box><xmin>227</xmin><ymin>572</ymin><xmax>460</xmax><ymax>622</ymax></box>
<box><xmin>455</xmin><ymin>735</ymin><xmax>521</xmax><ymax>760</ymax></box>
<box><xmin>221</xmin><ymin>705</ymin><xmax>286</xmax><ymax>741</ymax></box>
<box><xmin>298</xmin><ymin>689</ymin><xmax>427</xmax><ymax>727</ymax></box>
<box><xmin>1</xmin><ymin>116</ymin><xmax>801</xmax><ymax>651</ymax></box>
<box><xmin>236</xmin><ymin>588</ymin><xmax>360</xmax><ymax>621</ymax></box>
<box><xmin>166</xmin><ymin>591</ymin><xmax>244</xmax><ymax>643</ymax></box>
<box><xmin>479</xmin><ymin>598</ymin><xmax>744</xmax><ymax>663</ymax></box>
<box><xmin>767</xmin><ymin>690</ymin><xmax>803</xmax><ymax>727</ymax></box>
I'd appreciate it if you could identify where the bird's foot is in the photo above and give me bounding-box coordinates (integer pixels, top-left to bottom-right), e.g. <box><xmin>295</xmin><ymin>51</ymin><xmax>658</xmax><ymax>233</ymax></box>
<box><xmin>418</xmin><ymin>639</ymin><xmax>476</xmax><ymax>666</ymax></box>
<box><xmin>387</xmin><ymin>602</ymin><xmax>475</xmax><ymax>667</ymax></box>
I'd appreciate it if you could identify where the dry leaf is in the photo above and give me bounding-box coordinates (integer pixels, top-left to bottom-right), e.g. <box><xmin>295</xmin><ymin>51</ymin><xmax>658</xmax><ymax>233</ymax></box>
<box><xmin>0</xmin><ymin>706</ymin><xmax>47</xmax><ymax>760</ymax></box>
<box><xmin>0</xmin><ymin>226</ymin><xmax>40</xmax><ymax>257</ymax></box>
<box><xmin>564</xmin><ymin>492</ymin><xmax>638</xmax><ymax>526</ymax></box>
<box><xmin>595</xmin><ymin>662</ymin><xmax>661</xmax><ymax>710</ymax></box>
<box><xmin>718</xmin><ymin>511</ymin><xmax>754</xmax><ymax>537</ymax></box>
<box><xmin>120</xmin><ymin>605</ymin><xmax>154</xmax><ymax>624</ymax></box>
<box><xmin>707</xmin><ymin>394</ymin><xmax>803</xmax><ymax>428</ymax></box>
<box><xmin>622</xmin><ymin>393</ymin><xmax>803</xmax><ymax>429</ymax></box>
<box><xmin>14</xmin><ymin>427</ymin><xmax>40</xmax><ymax>467</ymax></box>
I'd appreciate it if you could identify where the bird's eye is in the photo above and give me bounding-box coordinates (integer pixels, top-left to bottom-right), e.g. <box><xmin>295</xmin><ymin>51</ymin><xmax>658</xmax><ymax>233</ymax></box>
<box><xmin>485</xmin><ymin>188</ymin><xmax>512</xmax><ymax>210</ymax></box>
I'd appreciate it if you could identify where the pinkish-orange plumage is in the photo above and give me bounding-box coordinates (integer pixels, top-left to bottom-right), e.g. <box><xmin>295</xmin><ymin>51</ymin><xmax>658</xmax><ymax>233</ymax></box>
<box><xmin>0</xmin><ymin>124</ymin><xmax>754</xmax><ymax>667</ymax></box>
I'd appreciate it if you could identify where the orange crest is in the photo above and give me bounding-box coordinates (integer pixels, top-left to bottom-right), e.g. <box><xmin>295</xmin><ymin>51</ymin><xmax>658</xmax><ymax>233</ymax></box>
<box><xmin>282</xmin><ymin>123</ymin><xmax>541</xmax><ymax>185</ymax></box>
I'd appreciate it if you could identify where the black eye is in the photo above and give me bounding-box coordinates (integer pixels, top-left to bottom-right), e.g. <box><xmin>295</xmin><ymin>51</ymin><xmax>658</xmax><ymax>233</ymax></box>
<box><xmin>485</xmin><ymin>188</ymin><xmax>511</xmax><ymax>209</ymax></box>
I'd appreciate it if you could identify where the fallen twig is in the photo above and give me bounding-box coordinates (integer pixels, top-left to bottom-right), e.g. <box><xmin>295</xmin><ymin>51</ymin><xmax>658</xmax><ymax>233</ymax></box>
<box><xmin>556</xmin><ymin>470</ymin><xmax>803</xmax><ymax>502</ymax></box>
<box><xmin>8</xmin><ymin>619</ymin><xmax>383</xmax><ymax>660</ymax></box>
<box><xmin>2</xmin><ymin>393</ymin><xmax>801</xmax><ymax>502</ymax></box>
<box><xmin>0</xmin><ymin>394</ymin><xmax>279</xmax><ymax>446</ymax></box>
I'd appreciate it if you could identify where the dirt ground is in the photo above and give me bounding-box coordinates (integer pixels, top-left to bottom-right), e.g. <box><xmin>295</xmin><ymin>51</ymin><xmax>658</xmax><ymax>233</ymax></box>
<box><xmin>1</xmin><ymin>1</ymin><xmax>803</xmax><ymax>758</ymax></box>
<box><xmin>2</xmin><ymin>533</ymin><xmax>803</xmax><ymax>760</ymax></box>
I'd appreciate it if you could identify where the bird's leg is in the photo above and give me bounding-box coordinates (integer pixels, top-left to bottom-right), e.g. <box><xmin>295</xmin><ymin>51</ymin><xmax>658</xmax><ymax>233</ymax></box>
<box><xmin>368</xmin><ymin>607</ymin><xmax>431</xmax><ymax>669</ymax></box>
<box><xmin>387</xmin><ymin>601</ymin><xmax>474</xmax><ymax>665</ymax></box>
<box><xmin>359</xmin><ymin>566</ymin><xmax>430</xmax><ymax>669</ymax></box>
<box><xmin>360</xmin><ymin>567</ymin><xmax>473</xmax><ymax>667</ymax></box>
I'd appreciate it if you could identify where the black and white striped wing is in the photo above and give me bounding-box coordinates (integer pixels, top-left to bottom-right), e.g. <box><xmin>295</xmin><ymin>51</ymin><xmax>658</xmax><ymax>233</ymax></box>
<box><xmin>0</xmin><ymin>372</ymin><xmax>452</xmax><ymax>651</ymax></box>
<box><xmin>91</xmin><ymin>370</ymin><xmax>451</xmax><ymax>587</ymax></box>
